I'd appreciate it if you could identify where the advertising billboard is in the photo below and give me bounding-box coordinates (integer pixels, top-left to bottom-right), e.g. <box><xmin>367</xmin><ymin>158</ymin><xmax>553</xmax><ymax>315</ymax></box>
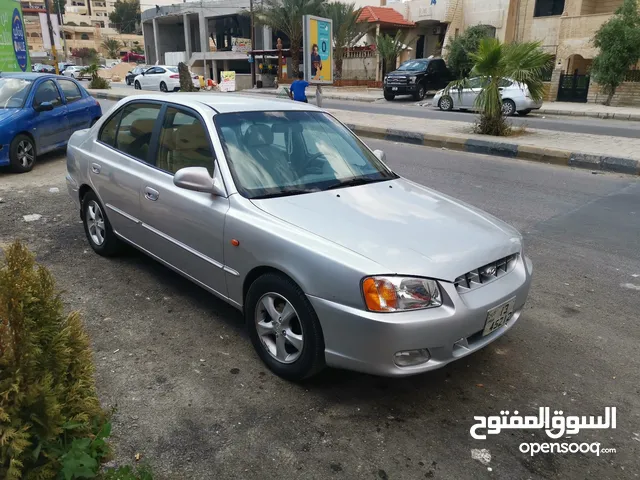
<box><xmin>0</xmin><ymin>0</ymin><xmax>30</xmax><ymax>72</ymax></box>
<box><xmin>303</xmin><ymin>15</ymin><xmax>332</xmax><ymax>84</ymax></box>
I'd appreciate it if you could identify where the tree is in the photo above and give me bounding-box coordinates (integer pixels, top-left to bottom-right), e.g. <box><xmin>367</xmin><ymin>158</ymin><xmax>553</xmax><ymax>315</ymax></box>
<box><xmin>82</xmin><ymin>63</ymin><xmax>111</xmax><ymax>89</ymax></box>
<box><xmin>253</xmin><ymin>0</ymin><xmax>326</xmax><ymax>77</ymax></box>
<box><xmin>446</xmin><ymin>38</ymin><xmax>552</xmax><ymax>136</ymax></box>
<box><xmin>375</xmin><ymin>30</ymin><xmax>413</xmax><ymax>76</ymax></box>
<box><xmin>178</xmin><ymin>62</ymin><xmax>196</xmax><ymax>91</ymax></box>
<box><xmin>445</xmin><ymin>25</ymin><xmax>494</xmax><ymax>79</ymax></box>
<box><xmin>52</xmin><ymin>0</ymin><xmax>65</xmax><ymax>15</ymax></box>
<box><xmin>324</xmin><ymin>2</ymin><xmax>364</xmax><ymax>80</ymax></box>
<box><xmin>109</xmin><ymin>0</ymin><xmax>141</xmax><ymax>35</ymax></box>
<box><xmin>71</xmin><ymin>47</ymin><xmax>100</xmax><ymax>64</ymax></box>
<box><xmin>591</xmin><ymin>0</ymin><xmax>640</xmax><ymax>106</ymax></box>
<box><xmin>132</xmin><ymin>41</ymin><xmax>144</xmax><ymax>54</ymax></box>
<box><xmin>101</xmin><ymin>37</ymin><xmax>122</xmax><ymax>59</ymax></box>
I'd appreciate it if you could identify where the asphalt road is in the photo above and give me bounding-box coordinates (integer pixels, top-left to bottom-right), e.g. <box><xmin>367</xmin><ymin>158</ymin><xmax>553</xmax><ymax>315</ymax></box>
<box><xmin>108</xmin><ymin>84</ymin><xmax>640</xmax><ymax>138</ymax></box>
<box><xmin>0</xmin><ymin>143</ymin><xmax>638</xmax><ymax>479</ymax></box>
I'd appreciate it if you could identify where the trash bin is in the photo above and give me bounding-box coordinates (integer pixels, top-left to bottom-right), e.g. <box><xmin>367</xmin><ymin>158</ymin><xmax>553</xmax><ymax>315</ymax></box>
<box><xmin>256</xmin><ymin>80</ymin><xmax>263</xmax><ymax>89</ymax></box>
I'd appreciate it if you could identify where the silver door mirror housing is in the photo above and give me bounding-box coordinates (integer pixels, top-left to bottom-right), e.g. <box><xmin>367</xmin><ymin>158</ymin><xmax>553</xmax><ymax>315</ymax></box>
<box><xmin>373</xmin><ymin>149</ymin><xmax>386</xmax><ymax>163</ymax></box>
<box><xmin>174</xmin><ymin>166</ymin><xmax>226</xmax><ymax>196</ymax></box>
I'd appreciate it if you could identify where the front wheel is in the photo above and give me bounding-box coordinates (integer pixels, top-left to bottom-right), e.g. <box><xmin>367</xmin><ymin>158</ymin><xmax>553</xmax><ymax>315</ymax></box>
<box><xmin>438</xmin><ymin>95</ymin><xmax>454</xmax><ymax>111</ymax></box>
<box><xmin>502</xmin><ymin>99</ymin><xmax>516</xmax><ymax>116</ymax></box>
<box><xmin>384</xmin><ymin>91</ymin><xmax>395</xmax><ymax>101</ymax></box>
<box><xmin>82</xmin><ymin>191</ymin><xmax>121</xmax><ymax>256</ymax></box>
<box><xmin>9</xmin><ymin>134</ymin><xmax>36</xmax><ymax>173</ymax></box>
<box><xmin>160</xmin><ymin>81</ymin><xmax>168</xmax><ymax>92</ymax></box>
<box><xmin>413</xmin><ymin>84</ymin><xmax>426</xmax><ymax>101</ymax></box>
<box><xmin>134</xmin><ymin>81</ymin><xmax>141</xmax><ymax>90</ymax></box>
<box><xmin>246</xmin><ymin>273</ymin><xmax>325</xmax><ymax>381</ymax></box>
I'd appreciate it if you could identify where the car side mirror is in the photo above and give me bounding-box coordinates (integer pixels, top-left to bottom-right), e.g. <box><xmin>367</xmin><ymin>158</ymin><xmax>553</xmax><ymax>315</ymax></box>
<box><xmin>373</xmin><ymin>149</ymin><xmax>386</xmax><ymax>163</ymax></box>
<box><xmin>34</xmin><ymin>101</ymin><xmax>54</xmax><ymax>112</ymax></box>
<box><xmin>174</xmin><ymin>166</ymin><xmax>226</xmax><ymax>196</ymax></box>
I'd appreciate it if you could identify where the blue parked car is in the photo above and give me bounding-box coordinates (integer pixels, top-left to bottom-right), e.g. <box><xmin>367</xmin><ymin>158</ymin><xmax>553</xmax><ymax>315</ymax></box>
<box><xmin>0</xmin><ymin>73</ymin><xmax>102</xmax><ymax>173</ymax></box>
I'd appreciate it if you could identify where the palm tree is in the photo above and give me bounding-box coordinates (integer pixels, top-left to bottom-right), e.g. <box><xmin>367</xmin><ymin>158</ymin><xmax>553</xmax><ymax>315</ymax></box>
<box><xmin>446</xmin><ymin>38</ymin><xmax>552</xmax><ymax>136</ymax></box>
<box><xmin>253</xmin><ymin>0</ymin><xmax>326</xmax><ymax>77</ymax></box>
<box><xmin>101</xmin><ymin>37</ymin><xmax>122</xmax><ymax>59</ymax></box>
<box><xmin>324</xmin><ymin>2</ymin><xmax>364</xmax><ymax>80</ymax></box>
<box><xmin>375</xmin><ymin>30</ymin><xmax>412</xmax><ymax>77</ymax></box>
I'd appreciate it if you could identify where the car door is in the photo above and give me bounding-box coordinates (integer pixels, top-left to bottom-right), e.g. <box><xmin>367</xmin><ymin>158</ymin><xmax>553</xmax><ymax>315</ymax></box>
<box><xmin>460</xmin><ymin>77</ymin><xmax>482</xmax><ymax>108</ymax></box>
<box><xmin>31</xmin><ymin>79</ymin><xmax>70</xmax><ymax>153</ymax></box>
<box><xmin>57</xmin><ymin>78</ymin><xmax>91</xmax><ymax>136</ymax></box>
<box><xmin>88</xmin><ymin>101</ymin><xmax>163</xmax><ymax>244</ymax></box>
<box><xmin>135</xmin><ymin>104</ymin><xmax>230</xmax><ymax>296</ymax></box>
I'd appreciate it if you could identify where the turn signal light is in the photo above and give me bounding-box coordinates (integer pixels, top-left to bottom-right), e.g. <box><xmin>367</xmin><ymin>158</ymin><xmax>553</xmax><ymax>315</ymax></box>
<box><xmin>362</xmin><ymin>277</ymin><xmax>398</xmax><ymax>311</ymax></box>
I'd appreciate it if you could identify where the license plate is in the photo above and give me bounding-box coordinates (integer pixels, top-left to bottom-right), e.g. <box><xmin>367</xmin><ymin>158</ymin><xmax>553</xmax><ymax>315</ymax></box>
<box><xmin>483</xmin><ymin>297</ymin><xmax>515</xmax><ymax>336</ymax></box>
<box><xmin>392</xmin><ymin>87</ymin><xmax>398</xmax><ymax>91</ymax></box>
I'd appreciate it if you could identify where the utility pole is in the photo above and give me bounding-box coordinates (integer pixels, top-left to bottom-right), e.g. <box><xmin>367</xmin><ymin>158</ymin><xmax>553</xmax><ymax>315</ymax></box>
<box><xmin>44</xmin><ymin>0</ymin><xmax>60</xmax><ymax>73</ymax></box>
<box><xmin>55</xmin><ymin>0</ymin><xmax>68</xmax><ymax>61</ymax></box>
<box><xmin>250</xmin><ymin>0</ymin><xmax>255</xmax><ymax>88</ymax></box>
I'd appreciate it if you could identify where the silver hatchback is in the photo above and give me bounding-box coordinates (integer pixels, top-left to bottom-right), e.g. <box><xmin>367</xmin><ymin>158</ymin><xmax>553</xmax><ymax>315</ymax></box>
<box><xmin>66</xmin><ymin>94</ymin><xmax>532</xmax><ymax>380</ymax></box>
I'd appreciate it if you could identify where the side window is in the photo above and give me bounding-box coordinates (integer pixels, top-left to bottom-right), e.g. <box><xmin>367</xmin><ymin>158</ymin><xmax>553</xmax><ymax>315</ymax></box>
<box><xmin>156</xmin><ymin>107</ymin><xmax>214</xmax><ymax>175</ymax></box>
<box><xmin>115</xmin><ymin>103</ymin><xmax>162</xmax><ymax>161</ymax></box>
<box><xmin>498</xmin><ymin>78</ymin><xmax>513</xmax><ymax>87</ymax></box>
<box><xmin>427</xmin><ymin>63</ymin><xmax>435</xmax><ymax>74</ymax></box>
<box><xmin>58</xmin><ymin>79</ymin><xmax>83</xmax><ymax>103</ymax></box>
<box><xmin>33</xmin><ymin>80</ymin><xmax>62</xmax><ymax>107</ymax></box>
<box><xmin>155</xmin><ymin>68</ymin><xmax>166</xmax><ymax>74</ymax></box>
<box><xmin>98</xmin><ymin>110</ymin><xmax>121</xmax><ymax>146</ymax></box>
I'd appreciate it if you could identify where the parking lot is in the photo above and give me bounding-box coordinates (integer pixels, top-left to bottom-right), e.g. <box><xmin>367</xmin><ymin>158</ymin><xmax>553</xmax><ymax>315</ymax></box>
<box><xmin>0</xmin><ymin>106</ymin><xmax>639</xmax><ymax>479</ymax></box>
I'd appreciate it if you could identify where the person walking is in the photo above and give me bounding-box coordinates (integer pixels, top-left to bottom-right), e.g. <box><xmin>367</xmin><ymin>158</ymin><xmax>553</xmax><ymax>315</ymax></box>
<box><xmin>289</xmin><ymin>72</ymin><xmax>309</xmax><ymax>103</ymax></box>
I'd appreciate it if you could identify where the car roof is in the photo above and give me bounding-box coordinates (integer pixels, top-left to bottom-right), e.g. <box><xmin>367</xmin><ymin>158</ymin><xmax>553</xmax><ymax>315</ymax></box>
<box><xmin>0</xmin><ymin>72</ymin><xmax>58</xmax><ymax>80</ymax></box>
<box><xmin>122</xmin><ymin>93</ymin><xmax>321</xmax><ymax>114</ymax></box>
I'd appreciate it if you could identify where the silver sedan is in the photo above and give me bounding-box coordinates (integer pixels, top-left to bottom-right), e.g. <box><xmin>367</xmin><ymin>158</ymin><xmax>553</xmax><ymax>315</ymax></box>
<box><xmin>432</xmin><ymin>77</ymin><xmax>543</xmax><ymax>116</ymax></box>
<box><xmin>66</xmin><ymin>93</ymin><xmax>532</xmax><ymax>380</ymax></box>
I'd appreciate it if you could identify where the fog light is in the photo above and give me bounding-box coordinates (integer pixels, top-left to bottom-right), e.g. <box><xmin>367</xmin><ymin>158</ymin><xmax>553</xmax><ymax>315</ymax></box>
<box><xmin>394</xmin><ymin>349</ymin><xmax>431</xmax><ymax>367</ymax></box>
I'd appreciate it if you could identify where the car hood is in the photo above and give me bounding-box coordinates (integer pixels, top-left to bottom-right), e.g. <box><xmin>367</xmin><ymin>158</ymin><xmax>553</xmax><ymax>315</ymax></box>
<box><xmin>251</xmin><ymin>178</ymin><xmax>522</xmax><ymax>282</ymax></box>
<box><xmin>387</xmin><ymin>70</ymin><xmax>420</xmax><ymax>77</ymax></box>
<box><xmin>0</xmin><ymin>109</ymin><xmax>21</xmax><ymax>124</ymax></box>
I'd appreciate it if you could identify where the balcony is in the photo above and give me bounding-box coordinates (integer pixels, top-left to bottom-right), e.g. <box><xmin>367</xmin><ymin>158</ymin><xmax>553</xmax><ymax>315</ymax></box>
<box><xmin>391</xmin><ymin>0</ymin><xmax>449</xmax><ymax>23</ymax></box>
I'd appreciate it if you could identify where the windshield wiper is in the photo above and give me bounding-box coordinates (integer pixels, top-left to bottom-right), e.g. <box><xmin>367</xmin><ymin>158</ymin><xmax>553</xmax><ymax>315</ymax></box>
<box><xmin>251</xmin><ymin>188</ymin><xmax>315</xmax><ymax>199</ymax></box>
<box><xmin>324</xmin><ymin>177</ymin><xmax>388</xmax><ymax>191</ymax></box>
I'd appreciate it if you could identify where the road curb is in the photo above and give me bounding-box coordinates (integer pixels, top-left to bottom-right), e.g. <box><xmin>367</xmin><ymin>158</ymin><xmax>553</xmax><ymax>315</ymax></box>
<box><xmin>90</xmin><ymin>91</ymin><xmax>640</xmax><ymax>175</ymax></box>
<box><xmin>347</xmin><ymin>124</ymin><xmax>640</xmax><ymax>176</ymax></box>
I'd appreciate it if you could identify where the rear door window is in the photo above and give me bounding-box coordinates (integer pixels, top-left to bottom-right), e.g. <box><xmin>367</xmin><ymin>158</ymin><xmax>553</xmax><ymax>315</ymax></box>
<box><xmin>114</xmin><ymin>103</ymin><xmax>162</xmax><ymax>162</ymax></box>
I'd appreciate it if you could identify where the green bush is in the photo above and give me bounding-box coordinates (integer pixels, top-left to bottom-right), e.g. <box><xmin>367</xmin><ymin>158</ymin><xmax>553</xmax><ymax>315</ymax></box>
<box><xmin>89</xmin><ymin>77</ymin><xmax>111</xmax><ymax>90</ymax></box>
<box><xmin>0</xmin><ymin>242</ymin><xmax>109</xmax><ymax>479</ymax></box>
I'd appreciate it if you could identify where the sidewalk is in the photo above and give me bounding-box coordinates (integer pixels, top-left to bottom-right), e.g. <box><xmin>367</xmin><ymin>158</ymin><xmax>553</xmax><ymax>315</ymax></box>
<box><xmin>89</xmin><ymin>88</ymin><xmax>640</xmax><ymax>175</ymax></box>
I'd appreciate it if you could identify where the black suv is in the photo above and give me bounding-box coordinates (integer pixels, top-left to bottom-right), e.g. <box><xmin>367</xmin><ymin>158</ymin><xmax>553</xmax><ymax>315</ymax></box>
<box><xmin>383</xmin><ymin>58</ymin><xmax>451</xmax><ymax>101</ymax></box>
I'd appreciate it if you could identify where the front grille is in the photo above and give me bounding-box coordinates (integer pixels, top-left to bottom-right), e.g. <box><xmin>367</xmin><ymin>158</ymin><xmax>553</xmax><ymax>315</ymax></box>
<box><xmin>454</xmin><ymin>254</ymin><xmax>518</xmax><ymax>293</ymax></box>
<box><xmin>386</xmin><ymin>76</ymin><xmax>407</xmax><ymax>85</ymax></box>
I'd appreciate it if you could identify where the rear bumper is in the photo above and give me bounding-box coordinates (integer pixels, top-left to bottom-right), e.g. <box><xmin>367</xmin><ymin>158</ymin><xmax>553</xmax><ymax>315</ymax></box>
<box><xmin>516</xmin><ymin>98</ymin><xmax>543</xmax><ymax>110</ymax></box>
<box><xmin>310</xmin><ymin>255</ymin><xmax>533</xmax><ymax>377</ymax></box>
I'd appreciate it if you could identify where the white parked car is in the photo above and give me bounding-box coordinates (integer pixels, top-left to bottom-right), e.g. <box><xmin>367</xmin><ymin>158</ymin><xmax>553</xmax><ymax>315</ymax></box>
<box><xmin>133</xmin><ymin>65</ymin><xmax>200</xmax><ymax>92</ymax></box>
<box><xmin>62</xmin><ymin>65</ymin><xmax>89</xmax><ymax>80</ymax></box>
<box><xmin>432</xmin><ymin>77</ymin><xmax>543</xmax><ymax>116</ymax></box>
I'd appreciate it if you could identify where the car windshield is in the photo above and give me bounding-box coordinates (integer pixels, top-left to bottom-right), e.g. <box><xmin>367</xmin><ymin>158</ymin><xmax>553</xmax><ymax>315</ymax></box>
<box><xmin>215</xmin><ymin>111</ymin><xmax>397</xmax><ymax>199</ymax></box>
<box><xmin>0</xmin><ymin>78</ymin><xmax>33</xmax><ymax>108</ymax></box>
<box><xmin>397</xmin><ymin>60</ymin><xmax>428</xmax><ymax>71</ymax></box>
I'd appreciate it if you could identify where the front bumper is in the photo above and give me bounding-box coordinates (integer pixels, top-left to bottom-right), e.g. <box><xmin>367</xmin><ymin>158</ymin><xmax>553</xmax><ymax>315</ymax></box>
<box><xmin>0</xmin><ymin>144</ymin><xmax>9</xmax><ymax>166</ymax></box>
<box><xmin>309</xmin><ymin>255</ymin><xmax>533</xmax><ymax>377</ymax></box>
<box><xmin>384</xmin><ymin>84</ymin><xmax>417</xmax><ymax>95</ymax></box>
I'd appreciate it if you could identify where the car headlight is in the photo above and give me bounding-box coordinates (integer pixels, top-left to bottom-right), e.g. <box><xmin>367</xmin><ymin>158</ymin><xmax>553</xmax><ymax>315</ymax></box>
<box><xmin>409</xmin><ymin>76</ymin><xmax>417</xmax><ymax>83</ymax></box>
<box><xmin>362</xmin><ymin>276</ymin><xmax>442</xmax><ymax>312</ymax></box>
<box><xmin>384</xmin><ymin>76</ymin><xmax>388</xmax><ymax>84</ymax></box>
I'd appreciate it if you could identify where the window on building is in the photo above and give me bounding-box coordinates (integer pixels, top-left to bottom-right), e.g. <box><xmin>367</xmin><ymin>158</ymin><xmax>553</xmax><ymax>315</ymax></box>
<box><xmin>534</xmin><ymin>0</ymin><xmax>565</xmax><ymax>17</ymax></box>
<box><xmin>81</xmin><ymin>33</ymin><xmax>89</xmax><ymax>40</ymax></box>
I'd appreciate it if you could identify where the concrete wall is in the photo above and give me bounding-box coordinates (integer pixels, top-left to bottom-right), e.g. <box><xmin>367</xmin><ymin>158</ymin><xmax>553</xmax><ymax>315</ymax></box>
<box><xmin>342</xmin><ymin>56</ymin><xmax>377</xmax><ymax>80</ymax></box>
<box><xmin>143</xmin><ymin>22</ymin><xmax>155</xmax><ymax>64</ymax></box>
<box><xmin>593</xmin><ymin>0</ymin><xmax>624</xmax><ymax>14</ymax></box>
<box><xmin>156</xmin><ymin>24</ymin><xmax>186</xmax><ymax>64</ymax></box>
<box><xmin>588</xmin><ymin>81</ymin><xmax>640</xmax><ymax>106</ymax></box>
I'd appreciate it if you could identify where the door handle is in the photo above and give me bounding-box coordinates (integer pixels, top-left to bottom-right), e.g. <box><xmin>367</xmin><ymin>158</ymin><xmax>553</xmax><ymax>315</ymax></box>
<box><xmin>91</xmin><ymin>163</ymin><xmax>101</xmax><ymax>174</ymax></box>
<box><xmin>144</xmin><ymin>187</ymin><xmax>159</xmax><ymax>201</ymax></box>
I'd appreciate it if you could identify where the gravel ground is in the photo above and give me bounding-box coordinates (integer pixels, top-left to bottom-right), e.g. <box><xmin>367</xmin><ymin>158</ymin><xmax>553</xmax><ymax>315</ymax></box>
<box><xmin>0</xmin><ymin>142</ymin><xmax>638</xmax><ymax>480</ymax></box>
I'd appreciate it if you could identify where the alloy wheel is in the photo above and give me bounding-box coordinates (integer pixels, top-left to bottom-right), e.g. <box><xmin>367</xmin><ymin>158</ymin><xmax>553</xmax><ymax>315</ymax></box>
<box><xmin>86</xmin><ymin>200</ymin><xmax>106</xmax><ymax>246</ymax></box>
<box><xmin>502</xmin><ymin>100</ymin><xmax>516</xmax><ymax>116</ymax></box>
<box><xmin>440</xmin><ymin>97</ymin><xmax>452</xmax><ymax>110</ymax></box>
<box><xmin>160</xmin><ymin>82</ymin><xmax>167</xmax><ymax>92</ymax></box>
<box><xmin>255</xmin><ymin>293</ymin><xmax>304</xmax><ymax>364</ymax></box>
<box><xmin>17</xmin><ymin>140</ymin><xmax>34</xmax><ymax>169</ymax></box>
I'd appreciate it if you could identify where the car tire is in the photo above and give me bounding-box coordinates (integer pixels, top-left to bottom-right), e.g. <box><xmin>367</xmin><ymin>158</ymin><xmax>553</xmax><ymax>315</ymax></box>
<box><xmin>384</xmin><ymin>91</ymin><xmax>395</xmax><ymax>101</ymax></box>
<box><xmin>518</xmin><ymin>109</ymin><xmax>532</xmax><ymax>116</ymax></box>
<box><xmin>126</xmin><ymin>78</ymin><xmax>131</xmax><ymax>86</ymax></box>
<box><xmin>70</xmin><ymin>73</ymin><xmax>75</xmax><ymax>79</ymax></box>
<box><xmin>134</xmin><ymin>81</ymin><xmax>141</xmax><ymax>90</ymax></box>
<box><xmin>502</xmin><ymin>99</ymin><xmax>516</xmax><ymax>116</ymax></box>
<box><xmin>438</xmin><ymin>95</ymin><xmax>454</xmax><ymax>111</ymax></box>
<box><xmin>413</xmin><ymin>84</ymin><xmax>426</xmax><ymax>101</ymax></box>
<box><xmin>9</xmin><ymin>134</ymin><xmax>36</xmax><ymax>173</ymax></box>
<box><xmin>246</xmin><ymin>273</ymin><xmax>326</xmax><ymax>381</ymax></box>
<box><xmin>82</xmin><ymin>190</ymin><xmax>121</xmax><ymax>257</ymax></box>
<box><xmin>160</xmin><ymin>82</ymin><xmax>168</xmax><ymax>92</ymax></box>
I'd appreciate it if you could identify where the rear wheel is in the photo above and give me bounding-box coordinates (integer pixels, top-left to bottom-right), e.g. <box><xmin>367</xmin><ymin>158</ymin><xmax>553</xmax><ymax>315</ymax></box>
<box><xmin>9</xmin><ymin>134</ymin><xmax>36</xmax><ymax>173</ymax></box>
<box><xmin>82</xmin><ymin>191</ymin><xmax>121</xmax><ymax>256</ymax></box>
<box><xmin>384</xmin><ymin>91</ymin><xmax>395</xmax><ymax>101</ymax></box>
<box><xmin>160</xmin><ymin>81</ymin><xmax>168</xmax><ymax>92</ymax></box>
<box><xmin>438</xmin><ymin>95</ymin><xmax>454</xmax><ymax>111</ymax></box>
<box><xmin>502</xmin><ymin>99</ymin><xmax>516</xmax><ymax>116</ymax></box>
<box><xmin>134</xmin><ymin>81</ymin><xmax>141</xmax><ymax>90</ymax></box>
<box><xmin>246</xmin><ymin>273</ymin><xmax>325</xmax><ymax>381</ymax></box>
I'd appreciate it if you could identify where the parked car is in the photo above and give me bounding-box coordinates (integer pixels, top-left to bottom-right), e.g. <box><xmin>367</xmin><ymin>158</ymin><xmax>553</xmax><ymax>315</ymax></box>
<box><xmin>66</xmin><ymin>94</ymin><xmax>532</xmax><ymax>380</ymax></box>
<box><xmin>59</xmin><ymin>62</ymin><xmax>75</xmax><ymax>72</ymax></box>
<box><xmin>62</xmin><ymin>65</ymin><xmax>90</xmax><ymax>80</ymax></box>
<box><xmin>432</xmin><ymin>77</ymin><xmax>543</xmax><ymax>116</ymax></box>
<box><xmin>125</xmin><ymin>65</ymin><xmax>148</xmax><ymax>86</ymax></box>
<box><xmin>133</xmin><ymin>65</ymin><xmax>199</xmax><ymax>92</ymax></box>
<box><xmin>0</xmin><ymin>73</ymin><xmax>102</xmax><ymax>173</ymax></box>
<box><xmin>383</xmin><ymin>57</ymin><xmax>452</xmax><ymax>101</ymax></box>
<box><xmin>121</xmin><ymin>52</ymin><xmax>145</xmax><ymax>63</ymax></box>
<box><xmin>32</xmin><ymin>63</ymin><xmax>56</xmax><ymax>74</ymax></box>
